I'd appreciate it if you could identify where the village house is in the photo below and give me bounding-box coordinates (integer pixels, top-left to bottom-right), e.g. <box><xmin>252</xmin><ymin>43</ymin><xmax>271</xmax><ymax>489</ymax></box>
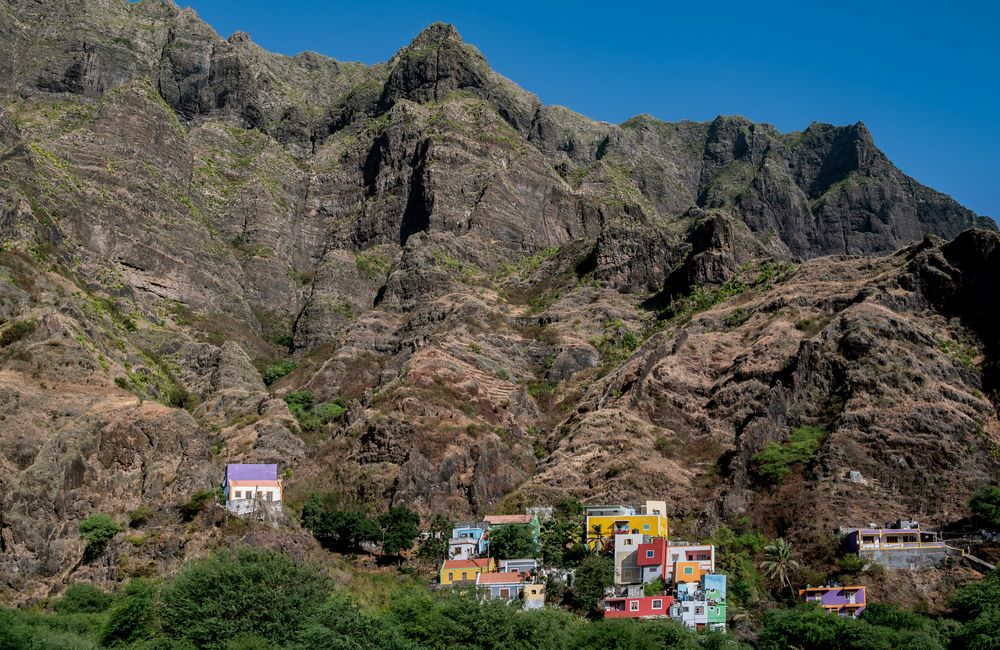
<box><xmin>476</xmin><ymin>571</ymin><xmax>528</xmax><ymax>603</ymax></box>
<box><xmin>223</xmin><ymin>464</ymin><xmax>282</xmax><ymax>516</ymax></box>
<box><xmin>671</xmin><ymin>573</ymin><xmax>727</xmax><ymax>630</ymax></box>
<box><xmin>665</xmin><ymin>543</ymin><xmax>715</xmax><ymax>582</ymax></box>
<box><xmin>604</xmin><ymin>591</ymin><xmax>674</xmax><ymax>619</ymax></box>
<box><xmin>842</xmin><ymin>519</ymin><xmax>959</xmax><ymax>568</ymax></box>
<box><xmin>799</xmin><ymin>585</ymin><xmax>866</xmax><ymax>618</ymax></box>
<box><xmin>439</xmin><ymin>558</ymin><xmax>496</xmax><ymax>586</ymax></box>
<box><xmin>449</xmin><ymin>522</ymin><xmax>489</xmax><ymax>560</ymax></box>
<box><xmin>586</xmin><ymin>499</ymin><xmax>668</xmax><ymax>550</ymax></box>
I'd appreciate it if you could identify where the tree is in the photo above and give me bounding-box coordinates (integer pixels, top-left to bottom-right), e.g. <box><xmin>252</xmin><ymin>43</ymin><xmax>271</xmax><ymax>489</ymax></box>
<box><xmin>160</xmin><ymin>548</ymin><xmax>331</xmax><ymax>649</ymax></box>
<box><xmin>487</xmin><ymin>524</ymin><xmax>537</xmax><ymax>560</ymax></box>
<box><xmin>588</xmin><ymin>524</ymin><xmax>607</xmax><ymax>554</ymax></box>
<box><xmin>78</xmin><ymin>514</ymin><xmax>120</xmax><ymax>562</ymax></box>
<box><xmin>760</xmin><ymin>538</ymin><xmax>800</xmax><ymax>596</ymax></box>
<box><xmin>417</xmin><ymin>514</ymin><xmax>453</xmax><ymax>563</ymax></box>
<box><xmin>971</xmin><ymin>486</ymin><xmax>1000</xmax><ymax>530</ymax></box>
<box><xmin>302</xmin><ymin>493</ymin><xmax>380</xmax><ymax>554</ymax></box>
<box><xmin>379</xmin><ymin>507</ymin><xmax>421</xmax><ymax>558</ymax></box>
<box><xmin>573</xmin><ymin>555</ymin><xmax>614</xmax><ymax>617</ymax></box>
<box><xmin>101</xmin><ymin>578</ymin><xmax>160</xmax><ymax>646</ymax></box>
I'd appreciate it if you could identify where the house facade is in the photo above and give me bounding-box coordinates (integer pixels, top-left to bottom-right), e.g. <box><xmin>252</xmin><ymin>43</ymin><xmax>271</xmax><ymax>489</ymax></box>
<box><xmin>586</xmin><ymin>500</ymin><xmax>668</xmax><ymax>550</ymax></box>
<box><xmin>476</xmin><ymin>571</ymin><xmax>527</xmax><ymax>603</ymax></box>
<box><xmin>799</xmin><ymin>585</ymin><xmax>866</xmax><ymax>618</ymax></box>
<box><xmin>440</xmin><ymin>558</ymin><xmax>496</xmax><ymax>585</ymax></box>
<box><xmin>843</xmin><ymin>520</ymin><xmax>954</xmax><ymax>568</ymax></box>
<box><xmin>500</xmin><ymin>558</ymin><xmax>538</xmax><ymax>574</ymax></box>
<box><xmin>449</xmin><ymin>522</ymin><xmax>488</xmax><ymax>559</ymax></box>
<box><xmin>523</xmin><ymin>583</ymin><xmax>546</xmax><ymax>610</ymax></box>
<box><xmin>223</xmin><ymin>464</ymin><xmax>282</xmax><ymax>516</ymax></box>
<box><xmin>665</xmin><ymin>543</ymin><xmax>715</xmax><ymax>581</ymax></box>
<box><xmin>604</xmin><ymin>594</ymin><xmax>674</xmax><ymax>618</ymax></box>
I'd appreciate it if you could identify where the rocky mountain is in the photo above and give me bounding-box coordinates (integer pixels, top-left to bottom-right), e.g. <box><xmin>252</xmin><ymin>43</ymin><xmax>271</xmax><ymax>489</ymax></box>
<box><xmin>0</xmin><ymin>0</ymin><xmax>997</xmax><ymax>601</ymax></box>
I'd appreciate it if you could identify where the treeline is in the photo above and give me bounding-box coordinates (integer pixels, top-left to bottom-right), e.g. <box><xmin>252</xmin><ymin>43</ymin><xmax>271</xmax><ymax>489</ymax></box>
<box><xmin>2</xmin><ymin>547</ymin><xmax>999</xmax><ymax>650</ymax></box>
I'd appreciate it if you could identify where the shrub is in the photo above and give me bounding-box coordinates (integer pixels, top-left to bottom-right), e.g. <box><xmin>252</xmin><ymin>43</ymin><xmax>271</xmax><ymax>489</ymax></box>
<box><xmin>260</xmin><ymin>359</ymin><xmax>296</xmax><ymax>385</ymax></box>
<box><xmin>0</xmin><ymin>317</ymin><xmax>37</xmax><ymax>347</ymax></box>
<box><xmin>53</xmin><ymin>582</ymin><xmax>115</xmax><ymax>614</ymax></box>
<box><xmin>284</xmin><ymin>391</ymin><xmax>346</xmax><ymax>431</ymax></box>
<box><xmin>129</xmin><ymin>505</ymin><xmax>153</xmax><ymax>528</ymax></box>
<box><xmin>752</xmin><ymin>426</ymin><xmax>828</xmax><ymax>485</ymax></box>
<box><xmin>79</xmin><ymin>514</ymin><xmax>120</xmax><ymax>562</ymax></box>
<box><xmin>179</xmin><ymin>490</ymin><xmax>219</xmax><ymax>520</ymax></box>
<box><xmin>160</xmin><ymin>548</ymin><xmax>331</xmax><ymax>649</ymax></box>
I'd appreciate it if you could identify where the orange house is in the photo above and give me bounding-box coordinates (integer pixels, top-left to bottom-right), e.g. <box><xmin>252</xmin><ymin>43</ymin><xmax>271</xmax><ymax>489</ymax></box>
<box><xmin>674</xmin><ymin>561</ymin><xmax>704</xmax><ymax>584</ymax></box>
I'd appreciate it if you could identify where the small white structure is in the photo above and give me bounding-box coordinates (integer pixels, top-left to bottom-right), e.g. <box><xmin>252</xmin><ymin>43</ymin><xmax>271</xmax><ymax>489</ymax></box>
<box><xmin>500</xmin><ymin>558</ymin><xmax>538</xmax><ymax>574</ymax></box>
<box><xmin>224</xmin><ymin>464</ymin><xmax>282</xmax><ymax>516</ymax></box>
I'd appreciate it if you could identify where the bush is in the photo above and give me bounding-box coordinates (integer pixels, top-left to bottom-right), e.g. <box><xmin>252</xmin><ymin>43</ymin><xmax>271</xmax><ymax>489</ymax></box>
<box><xmin>260</xmin><ymin>359</ymin><xmax>296</xmax><ymax>385</ymax></box>
<box><xmin>129</xmin><ymin>506</ymin><xmax>153</xmax><ymax>528</ymax></box>
<box><xmin>54</xmin><ymin>583</ymin><xmax>115</xmax><ymax>615</ymax></box>
<box><xmin>160</xmin><ymin>548</ymin><xmax>331</xmax><ymax>649</ymax></box>
<box><xmin>179</xmin><ymin>490</ymin><xmax>219</xmax><ymax>520</ymax></box>
<box><xmin>0</xmin><ymin>317</ymin><xmax>37</xmax><ymax>347</ymax></box>
<box><xmin>284</xmin><ymin>391</ymin><xmax>346</xmax><ymax>431</ymax></box>
<box><xmin>78</xmin><ymin>514</ymin><xmax>120</xmax><ymax>562</ymax></box>
<box><xmin>752</xmin><ymin>426</ymin><xmax>828</xmax><ymax>485</ymax></box>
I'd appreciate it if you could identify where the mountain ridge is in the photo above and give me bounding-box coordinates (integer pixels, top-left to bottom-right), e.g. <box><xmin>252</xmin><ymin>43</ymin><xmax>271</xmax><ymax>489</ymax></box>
<box><xmin>0</xmin><ymin>0</ymin><xmax>997</xmax><ymax>606</ymax></box>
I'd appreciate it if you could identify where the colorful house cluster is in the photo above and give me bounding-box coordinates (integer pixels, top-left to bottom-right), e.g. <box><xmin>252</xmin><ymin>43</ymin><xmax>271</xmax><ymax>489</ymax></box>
<box><xmin>799</xmin><ymin>585</ymin><xmax>867</xmax><ymax>618</ymax></box>
<box><xmin>597</xmin><ymin>499</ymin><xmax>727</xmax><ymax>631</ymax></box>
<box><xmin>223</xmin><ymin>464</ymin><xmax>282</xmax><ymax>516</ymax></box>
<box><xmin>439</xmin><ymin>512</ymin><xmax>545</xmax><ymax>608</ymax></box>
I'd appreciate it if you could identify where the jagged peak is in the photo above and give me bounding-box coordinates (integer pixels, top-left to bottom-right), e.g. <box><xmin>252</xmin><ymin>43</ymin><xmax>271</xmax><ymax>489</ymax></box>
<box><xmin>409</xmin><ymin>22</ymin><xmax>464</xmax><ymax>48</ymax></box>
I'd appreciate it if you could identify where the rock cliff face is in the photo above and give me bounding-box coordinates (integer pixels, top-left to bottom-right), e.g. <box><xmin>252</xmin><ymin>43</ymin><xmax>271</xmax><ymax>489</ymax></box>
<box><xmin>0</xmin><ymin>0</ymin><xmax>997</xmax><ymax>600</ymax></box>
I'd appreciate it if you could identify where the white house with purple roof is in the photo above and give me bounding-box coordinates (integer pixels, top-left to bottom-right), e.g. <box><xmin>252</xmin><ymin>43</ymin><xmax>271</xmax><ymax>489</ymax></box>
<box><xmin>224</xmin><ymin>464</ymin><xmax>282</xmax><ymax>515</ymax></box>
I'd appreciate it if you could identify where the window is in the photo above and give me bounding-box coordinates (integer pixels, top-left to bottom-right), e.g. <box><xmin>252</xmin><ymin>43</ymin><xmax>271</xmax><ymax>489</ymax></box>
<box><xmin>630</xmin><ymin>601</ymin><xmax>640</xmax><ymax>611</ymax></box>
<box><xmin>625</xmin><ymin>538</ymin><xmax>633</xmax><ymax>545</ymax></box>
<box><xmin>266</xmin><ymin>492</ymin><xmax>273</xmax><ymax>501</ymax></box>
<box><xmin>235</xmin><ymin>491</ymin><xmax>241</xmax><ymax>499</ymax></box>
<box><xmin>448</xmin><ymin>572</ymin><xmax>454</xmax><ymax>581</ymax></box>
<box><xmin>499</xmin><ymin>588</ymin><xmax>509</xmax><ymax>598</ymax></box>
<box><xmin>684</xmin><ymin>566</ymin><xmax>693</xmax><ymax>575</ymax></box>
<box><xmin>646</xmin><ymin>550</ymin><xmax>655</xmax><ymax>558</ymax></box>
<box><xmin>696</xmin><ymin>606</ymin><xmax>705</xmax><ymax>615</ymax></box>
<box><xmin>643</xmin><ymin>524</ymin><xmax>650</xmax><ymax>530</ymax></box>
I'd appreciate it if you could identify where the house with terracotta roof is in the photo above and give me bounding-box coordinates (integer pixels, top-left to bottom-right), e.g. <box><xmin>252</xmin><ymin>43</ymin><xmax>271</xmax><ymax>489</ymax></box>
<box><xmin>223</xmin><ymin>464</ymin><xmax>282</xmax><ymax>516</ymax></box>
<box><xmin>476</xmin><ymin>570</ymin><xmax>529</xmax><ymax>603</ymax></box>
<box><xmin>439</xmin><ymin>558</ymin><xmax>496</xmax><ymax>586</ymax></box>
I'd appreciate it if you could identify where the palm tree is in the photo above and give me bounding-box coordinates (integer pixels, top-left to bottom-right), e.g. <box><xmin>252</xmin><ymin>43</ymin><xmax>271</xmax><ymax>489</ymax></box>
<box><xmin>589</xmin><ymin>524</ymin><xmax>606</xmax><ymax>554</ymax></box>
<box><xmin>760</xmin><ymin>538</ymin><xmax>800</xmax><ymax>596</ymax></box>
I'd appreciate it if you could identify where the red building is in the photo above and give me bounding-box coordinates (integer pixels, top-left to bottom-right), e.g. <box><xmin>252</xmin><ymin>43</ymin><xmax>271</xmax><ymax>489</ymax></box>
<box><xmin>637</xmin><ymin>538</ymin><xmax>668</xmax><ymax>583</ymax></box>
<box><xmin>604</xmin><ymin>594</ymin><xmax>674</xmax><ymax>618</ymax></box>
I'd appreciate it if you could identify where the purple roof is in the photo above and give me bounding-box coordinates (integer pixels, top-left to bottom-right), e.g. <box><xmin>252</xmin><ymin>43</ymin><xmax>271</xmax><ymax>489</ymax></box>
<box><xmin>226</xmin><ymin>464</ymin><xmax>277</xmax><ymax>482</ymax></box>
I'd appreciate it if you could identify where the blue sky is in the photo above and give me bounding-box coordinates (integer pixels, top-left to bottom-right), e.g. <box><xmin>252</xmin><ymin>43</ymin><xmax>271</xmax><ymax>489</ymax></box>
<box><xmin>180</xmin><ymin>0</ymin><xmax>998</xmax><ymax>219</ymax></box>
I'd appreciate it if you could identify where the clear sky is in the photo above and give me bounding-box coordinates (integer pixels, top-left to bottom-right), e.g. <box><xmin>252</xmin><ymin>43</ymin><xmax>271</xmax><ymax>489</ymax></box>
<box><xmin>179</xmin><ymin>0</ymin><xmax>998</xmax><ymax>219</ymax></box>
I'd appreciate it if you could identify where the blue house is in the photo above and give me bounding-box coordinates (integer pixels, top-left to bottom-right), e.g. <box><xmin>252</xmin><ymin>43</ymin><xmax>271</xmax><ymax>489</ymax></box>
<box><xmin>449</xmin><ymin>522</ymin><xmax>489</xmax><ymax>559</ymax></box>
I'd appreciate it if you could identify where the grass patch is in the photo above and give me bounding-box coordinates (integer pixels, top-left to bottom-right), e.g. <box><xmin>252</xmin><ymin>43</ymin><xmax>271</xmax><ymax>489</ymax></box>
<box><xmin>0</xmin><ymin>317</ymin><xmax>37</xmax><ymax>347</ymax></box>
<box><xmin>284</xmin><ymin>390</ymin><xmax>346</xmax><ymax>431</ymax></box>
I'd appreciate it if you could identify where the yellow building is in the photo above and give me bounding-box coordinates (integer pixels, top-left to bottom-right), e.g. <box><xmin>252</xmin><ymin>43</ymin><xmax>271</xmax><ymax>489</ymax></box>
<box><xmin>586</xmin><ymin>500</ymin><xmax>668</xmax><ymax>550</ymax></box>
<box><xmin>439</xmin><ymin>558</ymin><xmax>496</xmax><ymax>585</ymax></box>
